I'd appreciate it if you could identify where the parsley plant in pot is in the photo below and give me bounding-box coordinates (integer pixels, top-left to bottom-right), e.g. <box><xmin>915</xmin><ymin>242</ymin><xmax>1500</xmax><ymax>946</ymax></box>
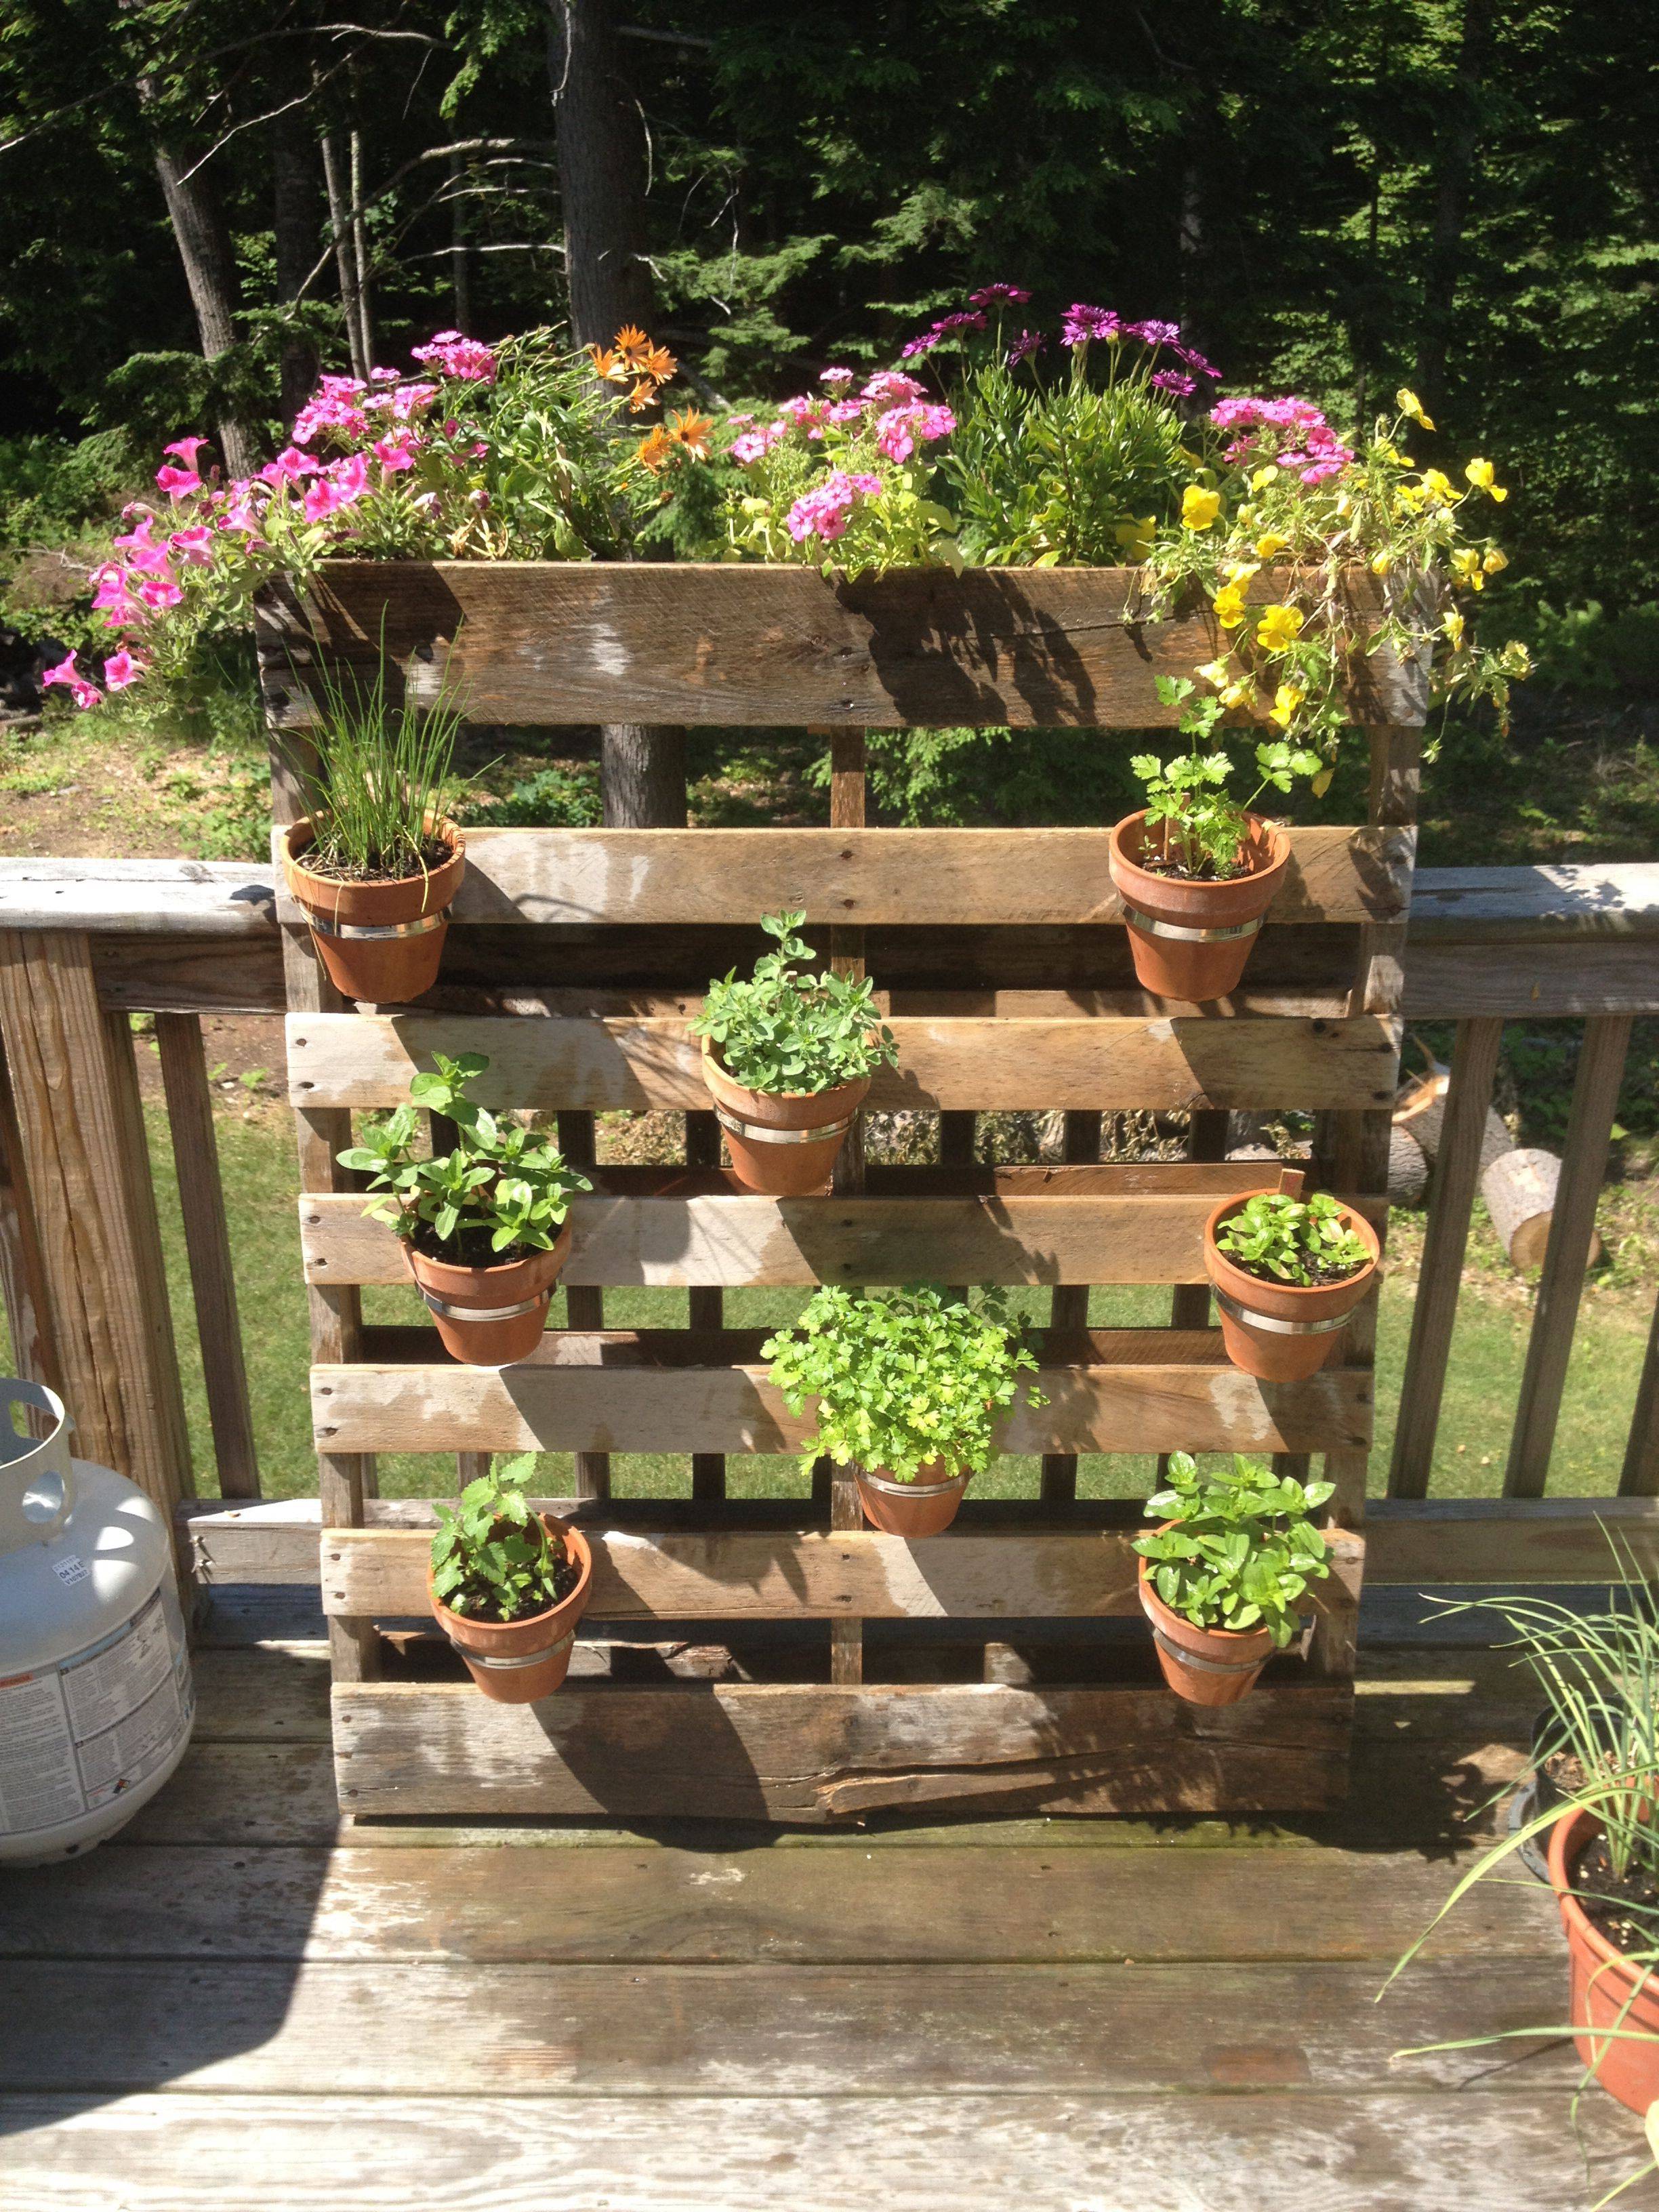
<box><xmin>339</xmin><ymin>1052</ymin><xmax>591</xmax><ymax>1366</ymax></box>
<box><xmin>1202</xmin><ymin>1176</ymin><xmax>1380</xmax><ymax>1381</ymax></box>
<box><xmin>1132</xmin><ymin>1452</ymin><xmax>1334</xmax><ymax>1706</ymax></box>
<box><xmin>690</xmin><ymin>912</ymin><xmax>899</xmax><ymax>1195</ymax></box>
<box><xmin>428</xmin><ymin>1456</ymin><xmax>592</xmax><ymax>1702</ymax></box>
<box><xmin>762</xmin><ymin>1284</ymin><xmax>1044</xmax><ymax>1536</ymax></box>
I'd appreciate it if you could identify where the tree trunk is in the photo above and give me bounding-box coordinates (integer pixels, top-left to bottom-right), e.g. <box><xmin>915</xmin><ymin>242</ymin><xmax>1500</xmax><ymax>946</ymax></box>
<box><xmin>1414</xmin><ymin>0</ymin><xmax>1492</xmax><ymax>415</ymax></box>
<box><xmin>449</xmin><ymin>150</ymin><xmax>473</xmax><ymax>334</ymax></box>
<box><xmin>601</xmin><ymin>724</ymin><xmax>687</xmax><ymax>825</ymax></box>
<box><xmin>321</xmin><ymin>127</ymin><xmax>368</xmax><ymax>381</ymax></box>
<box><xmin>150</xmin><ymin>146</ymin><xmax>258</xmax><ymax>479</ymax></box>
<box><xmin>349</xmin><ymin>125</ymin><xmax>375</xmax><ymax>371</ymax></box>
<box><xmin>271</xmin><ymin>98</ymin><xmax>321</xmax><ymax>427</ymax></box>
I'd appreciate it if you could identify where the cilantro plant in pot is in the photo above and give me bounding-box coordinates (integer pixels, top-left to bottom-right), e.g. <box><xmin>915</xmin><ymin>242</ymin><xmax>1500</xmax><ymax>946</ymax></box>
<box><xmin>763</xmin><ymin>1284</ymin><xmax>1044</xmax><ymax>1536</ymax></box>
<box><xmin>429</xmin><ymin>1456</ymin><xmax>593</xmax><ymax>1702</ymax></box>
<box><xmin>1202</xmin><ymin>1172</ymin><xmax>1380</xmax><ymax>1380</ymax></box>
<box><xmin>1108</xmin><ymin>675</ymin><xmax>1317</xmax><ymax>1002</ymax></box>
<box><xmin>690</xmin><ymin>912</ymin><xmax>899</xmax><ymax>1195</ymax></box>
<box><xmin>340</xmin><ymin>1052</ymin><xmax>590</xmax><ymax>1366</ymax></box>
<box><xmin>281</xmin><ymin>650</ymin><xmax>468</xmax><ymax>1005</ymax></box>
<box><xmin>1132</xmin><ymin>1452</ymin><xmax>1334</xmax><ymax>1706</ymax></box>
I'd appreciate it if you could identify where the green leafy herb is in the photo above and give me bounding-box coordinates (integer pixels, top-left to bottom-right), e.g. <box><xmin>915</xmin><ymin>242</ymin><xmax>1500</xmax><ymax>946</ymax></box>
<box><xmin>430</xmin><ymin>1454</ymin><xmax>575</xmax><ymax>1622</ymax></box>
<box><xmin>1132</xmin><ymin>1452</ymin><xmax>1334</xmax><ymax>1646</ymax></box>
<box><xmin>1214</xmin><ymin>1187</ymin><xmax>1372</xmax><ymax>1287</ymax></box>
<box><xmin>690</xmin><ymin>910</ymin><xmax>899</xmax><ymax>1096</ymax></box>
<box><xmin>337</xmin><ymin>1052</ymin><xmax>590</xmax><ymax>1266</ymax></box>
<box><xmin>762</xmin><ymin>1283</ymin><xmax>1044</xmax><ymax>1484</ymax></box>
<box><xmin>1131</xmin><ymin>676</ymin><xmax>1319</xmax><ymax>880</ymax></box>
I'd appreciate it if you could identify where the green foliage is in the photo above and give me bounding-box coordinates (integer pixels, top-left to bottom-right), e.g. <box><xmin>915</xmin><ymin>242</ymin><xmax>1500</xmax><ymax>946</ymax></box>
<box><xmin>762</xmin><ymin>1283</ymin><xmax>1044</xmax><ymax>1484</ymax></box>
<box><xmin>1132</xmin><ymin>1451</ymin><xmax>1334</xmax><ymax>1646</ymax></box>
<box><xmin>1215</xmin><ymin>1189</ymin><xmax>1373</xmax><ymax>1288</ymax></box>
<box><xmin>1130</xmin><ymin>676</ymin><xmax>1321</xmax><ymax>879</ymax></box>
<box><xmin>430</xmin><ymin>1456</ymin><xmax>574</xmax><ymax>1622</ymax></box>
<box><xmin>0</xmin><ymin>430</ymin><xmax>138</xmax><ymax>551</ymax></box>
<box><xmin>293</xmin><ymin>648</ymin><xmax>467</xmax><ymax>881</ymax></box>
<box><xmin>461</xmin><ymin>762</ymin><xmax>601</xmax><ymax>830</ymax></box>
<box><xmin>1521</xmin><ymin>602</ymin><xmax>1659</xmax><ymax>694</ymax></box>
<box><xmin>337</xmin><ymin>1052</ymin><xmax>590</xmax><ymax>1264</ymax></box>
<box><xmin>691</xmin><ymin>911</ymin><xmax>898</xmax><ymax>1096</ymax></box>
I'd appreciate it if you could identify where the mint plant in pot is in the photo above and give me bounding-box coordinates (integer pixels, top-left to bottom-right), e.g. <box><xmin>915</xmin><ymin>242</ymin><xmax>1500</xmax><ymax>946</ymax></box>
<box><xmin>690</xmin><ymin>912</ymin><xmax>899</xmax><ymax>1195</ymax></box>
<box><xmin>1202</xmin><ymin>1172</ymin><xmax>1380</xmax><ymax>1380</ymax></box>
<box><xmin>340</xmin><ymin>1052</ymin><xmax>591</xmax><ymax>1366</ymax></box>
<box><xmin>429</xmin><ymin>1455</ymin><xmax>593</xmax><ymax>1702</ymax></box>
<box><xmin>763</xmin><ymin>1284</ymin><xmax>1044</xmax><ymax>1536</ymax></box>
<box><xmin>1109</xmin><ymin>676</ymin><xmax>1317</xmax><ymax>1002</ymax></box>
<box><xmin>1133</xmin><ymin>1452</ymin><xmax>1334</xmax><ymax>1706</ymax></box>
<box><xmin>281</xmin><ymin>650</ymin><xmax>468</xmax><ymax>1005</ymax></box>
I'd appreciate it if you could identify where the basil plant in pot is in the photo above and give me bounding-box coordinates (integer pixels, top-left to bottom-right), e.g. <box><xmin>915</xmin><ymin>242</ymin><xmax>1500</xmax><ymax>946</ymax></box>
<box><xmin>428</xmin><ymin>1455</ymin><xmax>593</xmax><ymax>1702</ymax></box>
<box><xmin>763</xmin><ymin>1284</ymin><xmax>1044</xmax><ymax>1535</ymax></box>
<box><xmin>340</xmin><ymin>1051</ymin><xmax>591</xmax><ymax>1366</ymax></box>
<box><xmin>690</xmin><ymin>911</ymin><xmax>898</xmax><ymax>1195</ymax></box>
<box><xmin>1133</xmin><ymin>1452</ymin><xmax>1335</xmax><ymax>1706</ymax></box>
<box><xmin>1202</xmin><ymin>1176</ymin><xmax>1380</xmax><ymax>1380</ymax></box>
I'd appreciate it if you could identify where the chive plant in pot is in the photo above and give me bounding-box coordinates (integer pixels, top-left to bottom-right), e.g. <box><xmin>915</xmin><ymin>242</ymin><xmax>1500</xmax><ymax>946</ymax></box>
<box><xmin>1202</xmin><ymin>1170</ymin><xmax>1380</xmax><ymax>1380</ymax></box>
<box><xmin>690</xmin><ymin>912</ymin><xmax>899</xmax><ymax>1196</ymax></box>
<box><xmin>763</xmin><ymin>1284</ymin><xmax>1044</xmax><ymax>1536</ymax></box>
<box><xmin>281</xmin><ymin>650</ymin><xmax>468</xmax><ymax>1004</ymax></box>
<box><xmin>428</xmin><ymin>1455</ymin><xmax>593</xmax><ymax>1702</ymax></box>
<box><xmin>1108</xmin><ymin>676</ymin><xmax>1313</xmax><ymax>1002</ymax></box>
<box><xmin>339</xmin><ymin>1052</ymin><xmax>590</xmax><ymax>1366</ymax></box>
<box><xmin>1132</xmin><ymin>1452</ymin><xmax>1334</xmax><ymax>1706</ymax></box>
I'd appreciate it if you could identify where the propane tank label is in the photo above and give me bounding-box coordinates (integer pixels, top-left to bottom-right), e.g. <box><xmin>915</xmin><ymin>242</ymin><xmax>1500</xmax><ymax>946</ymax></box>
<box><xmin>0</xmin><ymin>1587</ymin><xmax>194</xmax><ymax>1837</ymax></box>
<box><xmin>52</xmin><ymin>1555</ymin><xmax>89</xmax><ymax>1589</ymax></box>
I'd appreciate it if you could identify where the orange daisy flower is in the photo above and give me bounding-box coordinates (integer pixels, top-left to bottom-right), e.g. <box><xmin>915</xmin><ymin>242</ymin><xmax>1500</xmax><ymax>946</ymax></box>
<box><xmin>587</xmin><ymin>344</ymin><xmax>628</xmax><ymax>383</ymax></box>
<box><xmin>627</xmin><ymin>379</ymin><xmax>659</xmax><ymax>412</ymax></box>
<box><xmin>644</xmin><ymin>345</ymin><xmax>678</xmax><ymax>384</ymax></box>
<box><xmin>613</xmin><ymin>325</ymin><xmax>653</xmax><ymax>367</ymax></box>
<box><xmin>637</xmin><ymin>426</ymin><xmax>674</xmax><ymax>473</ymax></box>
<box><xmin>668</xmin><ymin>409</ymin><xmax>712</xmax><ymax>459</ymax></box>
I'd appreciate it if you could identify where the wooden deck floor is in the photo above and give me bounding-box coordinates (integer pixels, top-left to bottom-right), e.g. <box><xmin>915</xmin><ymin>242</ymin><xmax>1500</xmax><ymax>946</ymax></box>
<box><xmin>2</xmin><ymin>1589</ymin><xmax>1655</xmax><ymax>2212</ymax></box>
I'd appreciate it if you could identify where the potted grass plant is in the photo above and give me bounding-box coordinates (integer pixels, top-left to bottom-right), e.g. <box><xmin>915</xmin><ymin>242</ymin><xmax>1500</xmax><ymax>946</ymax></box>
<box><xmin>339</xmin><ymin>1051</ymin><xmax>590</xmax><ymax>1366</ymax></box>
<box><xmin>1132</xmin><ymin>1452</ymin><xmax>1335</xmax><ymax>1706</ymax></box>
<box><xmin>1202</xmin><ymin>1172</ymin><xmax>1380</xmax><ymax>1380</ymax></box>
<box><xmin>762</xmin><ymin>1283</ymin><xmax>1044</xmax><ymax>1535</ymax></box>
<box><xmin>428</xmin><ymin>1454</ymin><xmax>593</xmax><ymax>1702</ymax></box>
<box><xmin>690</xmin><ymin>911</ymin><xmax>899</xmax><ymax>1195</ymax></box>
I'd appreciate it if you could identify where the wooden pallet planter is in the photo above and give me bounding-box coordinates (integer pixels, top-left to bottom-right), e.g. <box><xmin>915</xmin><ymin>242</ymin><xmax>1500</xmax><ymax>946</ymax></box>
<box><xmin>260</xmin><ymin>560</ymin><xmax>1419</xmax><ymax>1824</ymax></box>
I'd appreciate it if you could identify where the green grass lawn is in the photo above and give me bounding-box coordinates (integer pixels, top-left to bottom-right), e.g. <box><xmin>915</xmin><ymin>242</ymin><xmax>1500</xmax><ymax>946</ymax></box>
<box><xmin>65</xmin><ymin>1101</ymin><xmax>1646</xmax><ymax>1510</ymax></box>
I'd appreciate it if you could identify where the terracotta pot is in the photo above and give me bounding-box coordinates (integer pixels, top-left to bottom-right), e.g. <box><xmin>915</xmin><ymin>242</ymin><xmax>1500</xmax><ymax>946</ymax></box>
<box><xmin>1108</xmin><ymin>809</ymin><xmax>1290</xmax><ymax>1001</ymax></box>
<box><xmin>406</xmin><ymin>1225</ymin><xmax>571</xmax><ymax>1366</ymax></box>
<box><xmin>854</xmin><ymin>1460</ymin><xmax>968</xmax><ymax>1536</ymax></box>
<box><xmin>429</xmin><ymin>1515</ymin><xmax>592</xmax><ymax>1703</ymax></box>
<box><xmin>1138</xmin><ymin>1542</ymin><xmax>1275</xmax><ymax>1706</ymax></box>
<box><xmin>1548</xmin><ymin>1806</ymin><xmax>1659</xmax><ymax>2114</ymax></box>
<box><xmin>701</xmin><ymin>1041</ymin><xmax>869</xmax><ymax>1196</ymax></box>
<box><xmin>1202</xmin><ymin>1192</ymin><xmax>1380</xmax><ymax>1381</ymax></box>
<box><xmin>283</xmin><ymin>816</ymin><xmax>465</xmax><ymax>1004</ymax></box>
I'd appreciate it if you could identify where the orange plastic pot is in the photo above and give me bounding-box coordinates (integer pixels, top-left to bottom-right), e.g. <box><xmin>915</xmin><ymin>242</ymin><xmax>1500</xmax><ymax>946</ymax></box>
<box><xmin>1108</xmin><ymin>809</ymin><xmax>1290</xmax><ymax>1001</ymax></box>
<box><xmin>701</xmin><ymin>1041</ymin><xmax>869</xmax><ymax>1196</ymax></box>
<box><xmin>428</xmin><ymin>1515</ymin><xmax>592</xmax><ymax>1703</ymax></box>
<box><xmin>1202</xmin><ymin>1193</ymin><xmax>1380</xmax><ymax>1381</ymax></box>
<box><xmin>1137</xmin><ymin>1541</ymin><xmax>1275</xmax><ymax>1706</ymax></box>
<box><xmin>854</xmin><ymin>1460</ymin><xmax>968</xmax><ymax>1536</ymax></box>
<box><xmin>283</xmin><ymin>816</ymin><xmax>465</xmax><ymax>1004</ymax></box>
<box><xmin>1549</xmin><ymin>1806</ymin><xmax>1659</xmax><ymax>2115</ymax></box>
<box><xmin>406</xmin><ymin>1225</ymin><xmax>571</xmax><ymax>1366</ymax></box>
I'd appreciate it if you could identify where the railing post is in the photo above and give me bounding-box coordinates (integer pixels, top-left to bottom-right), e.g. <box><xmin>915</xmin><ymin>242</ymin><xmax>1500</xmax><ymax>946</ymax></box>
<box><xmin>1620</xmin><ymin>1295</ymin><xmax>1659</xmax><ymax>1496</ymax></box>
<box><xmin>0</xmin><ymin>929</ymin><xmax>192</xmax><ymax>1517</ymax></box>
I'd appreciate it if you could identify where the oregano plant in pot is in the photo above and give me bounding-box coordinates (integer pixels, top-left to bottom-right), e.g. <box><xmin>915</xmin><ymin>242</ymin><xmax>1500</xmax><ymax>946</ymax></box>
<box><xmin>428</xmin><ymin>1454</ymin><xmax>593</xmax><ymax>1702</ymax></box>
<box><xmin>1132</xmin><ymin>1452</ymin><xmax>1335</xmax><ymax>1706</ymax></box>
<box><xmin>1202</xmin><ymin>1174</ymin><xmax>1380</xmax><ymax>1380</ymax></box>
<box><xmin>762</xmin><ymin>1283</ymin><xmax>1044</xmax><ymax>1535</ymax></box>
<box><xmin>339</xmin><ymin>1052</ymin><xmax>591</xmax><ymax>1366</ymax></box>
<box><xmin>690</xmin><ymin>911</ymin><xmax>899</xmax><ymax>1194</ymax></box>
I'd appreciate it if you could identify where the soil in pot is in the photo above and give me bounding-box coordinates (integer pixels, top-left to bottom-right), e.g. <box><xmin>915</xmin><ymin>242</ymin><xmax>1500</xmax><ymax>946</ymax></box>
<box><xmin>284</xmin><ymin>817</ymin><xmax>466</xmax><ymax>1004</ymax></box>
<box><xmin>1136</xmin><ymin>1549</ymin><xmax>1275</xmax><ymax>1706</ymax></box>
<box><xmin>406</xmin><ymin>1225</ymin><xmax>571</xmax><ymax>1366</ymax></box>
<box><xmin>429</xmin><ymin>1516</ymin><xmax>592</xmax><ymax>1704</ymax></box>
<box><xmin>854</xmin><ymin>1460</ymin><xmax>968</xmax><ymax>1536</ymax></box>
<box><xmin>701</xmin><ymin>1042</ymin><xmax>869</xmax><ymax>1197</ymax></box>
<box><xmin>1108</xmin><ymin>810</ymin><xmax>1290</xmax><ymax>1001</ymax></box>
<box><xmin>1202</xmin><ymin>1194</ymin><xmax>1380</xmax><ymax>1382</ymax></box>
<box><xmin>1549</xmin><ymin>1807</ymin><xmax>1659</xmax><ymax>2115</ymax></box>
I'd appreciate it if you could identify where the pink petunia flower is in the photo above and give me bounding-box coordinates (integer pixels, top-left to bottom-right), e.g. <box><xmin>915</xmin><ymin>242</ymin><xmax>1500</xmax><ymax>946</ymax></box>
<box><xmin>155</xmin><ymin>463</ymin><xmax>201</xmax><ymax>499</ymax></box>
<box><xmin>103</xmin><ymin>649</ymin><xmax>148</xmax><ymax>691</ymax></box>
<box><xmin>41</xmin><ymin>651</ymin><xmax>103</xmax><ymax>710</ymax></box>
<box><xmin>372</xmin><ymin>433</ymin><xmax>419</xmax><ymax>472</ymax></box>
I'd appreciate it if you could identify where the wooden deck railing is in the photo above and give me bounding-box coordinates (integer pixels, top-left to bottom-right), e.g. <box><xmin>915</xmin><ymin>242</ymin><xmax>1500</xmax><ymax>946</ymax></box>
<box><xmin>0</xmin><ymin>853</ymin><xmax>1656</xmax><ymax>1591</ymax></box>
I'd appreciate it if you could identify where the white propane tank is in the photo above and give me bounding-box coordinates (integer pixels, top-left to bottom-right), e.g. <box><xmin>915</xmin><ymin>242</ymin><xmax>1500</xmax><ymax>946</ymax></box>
<box><xmin>0</xmin><ymin>1378</ymin><xmax>194</xmax><ymax>1864</ymax></box>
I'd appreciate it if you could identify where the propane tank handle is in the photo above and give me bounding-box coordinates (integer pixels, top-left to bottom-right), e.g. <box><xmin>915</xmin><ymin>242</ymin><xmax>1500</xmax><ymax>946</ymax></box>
<box><xmin>0</xmin><ymin>1378</ymin><xmax>75</xmax><ymax>1555</ymax></box>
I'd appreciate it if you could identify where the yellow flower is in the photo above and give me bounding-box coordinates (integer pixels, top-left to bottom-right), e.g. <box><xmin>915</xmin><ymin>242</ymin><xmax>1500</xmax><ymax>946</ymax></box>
<box><xmin>1253</xmin><ymin>532</ymin><xmax>1288</xmax><ymax>560</ymax></box>
<box><xmin>1421</xmin><ymin>468</ymin><xmax>1456</xmax><ymax>506</ymax></box>
<box><xmin>1397</xmin><ymin>388</ymin><xmax>1435</xmax><ymax>430</ymax></box>
<box><xmin>1393</xmin><ymin>480</ymin><xmax>1427</xmax><ymax>512</ymax></box>
<box><xmin>1224</xmin><ymin>560</ymin><xmax>1261</xmax><ymax>586</ymax></box>
<box><xmin>1483</xmin><ymin>547</ymin><xmax>1509</xmax><ymax>574</ymax></box>
<box><xmin>1370</xmin><ymin>552</ymin><xmax>1393</xmax><ymax>576</ymax></box>
<box><xmin>1181</xmin><ymin>485</ymin><xmax>1222</xmax><ymax>531</ymax></box>
<box><xmin>1267</xmin><ymin>683</ymin><xmax>1305</xmax><ymax>730</ymax></box>
<box><xmin>1443</xmin><ymin>609</ymin><xmax>1466</xmax><ymax>649</ymax></box>
<box><xmin>1220</xmin><ymin>680</ymin><xmax>1256</xmax><ymax>713</ymax></box>
<box><xmin>1255</xmin><ymin>602</ymin><xmax>1305</xmax><ymax>653</ymax></box>
<box><xmin>1212</xmin><ymin>584</ymin><xmax>1248</xmax><ymax>631</ymax></box>
<box><xmin>1465</xmin><ymin>458</ymin><xmax>1508</xmax><ymax>501</ymax></box>
<box><xmin>1451</xmin><ymin>546</ymin><xmax>1486</xmax><ymax>591</ymax></box>
<box><xmin>1501</xmin><ymin>640</ymin><xmax>1532</xmax><ymax>677</ymax></box>
<box><xmin>1251</xmin><ymin>465</ymin><xmax>1279</xmax><ymax>491</ymax></box>
<box><xmin>1196</xmin><ymin>657</ymin><xmax>1235</xmax><ymax>691</ymax></box>
<box><xmin>1113</xmin><ymin>514</ymin><xmax>1157</xmax><ymax>560</ymax></box>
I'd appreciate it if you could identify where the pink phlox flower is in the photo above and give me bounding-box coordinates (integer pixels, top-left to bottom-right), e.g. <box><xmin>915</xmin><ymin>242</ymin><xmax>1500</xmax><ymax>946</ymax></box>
<box><xmin>825</xmin><ymin>399</ymin><xmax>865</xmax><ymax>425</ymax></box>
<box><xmin>783</xmin><ymin>469</ymin><xmax>884</xmax><ymax>544</ymax></box>
<box><xmin>369</xmin><ymin>366</ymin><xmax>401</xmax><ymax>382</ymax></box>
<box><xmin>1062</xmin><ymin>304</ymin><xmax>1121</xmax><ymax>346</ymax></box>
<box><xmin>373</xmin><ymin>433</ymin><xmax>419</xmax><ymax>472</ymax></box>
<box><xmin>731</xmin><ymin>424</ymin><xmax>790</xmax><ymax>465</ymax></box>
<box><xmin>41</xmin><ymin>651</ymin><xmax>103</xmax><ymax>710</ymax></box>
<box><xmin>293</xmin><ymin>373</ymin><xmax>370</xmax><ymax>447</ymax></box>
<box><xmin>968</xmin><ymin>283</ymin><xmax>1031</xmax><ymax>307</ymax></box>
<box><xmin>819</xmin><ymin>367</ymin><xmax>857</xmax><ymax>387</ymax></box>
<box><xmin>103</xmin><ymin>649</ymin><xmax>148</xmax><ymax>691</ymax></box>
<box><xmin>389</xmin><ymin>381</ymin><xmax>439</xmax><ymax>423</ymax></box>
<box><xmin>155</xmin><ymin>462</ymin><xmax>201</xmax><ymax>499</ymax></box>
<box><xmin>862</xmin><ymin>371</ymin><xmax>926</xmax><ymax>407</ymax></box>
<box><xmin>411</xmin><ymin>331</ymin><xmax>497</xmax><ymax>384</ymax></box>
<box><xmin>778</xmin><ymin>394</ymin><xmax>827</xmax><ymax>430</ymax></box>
